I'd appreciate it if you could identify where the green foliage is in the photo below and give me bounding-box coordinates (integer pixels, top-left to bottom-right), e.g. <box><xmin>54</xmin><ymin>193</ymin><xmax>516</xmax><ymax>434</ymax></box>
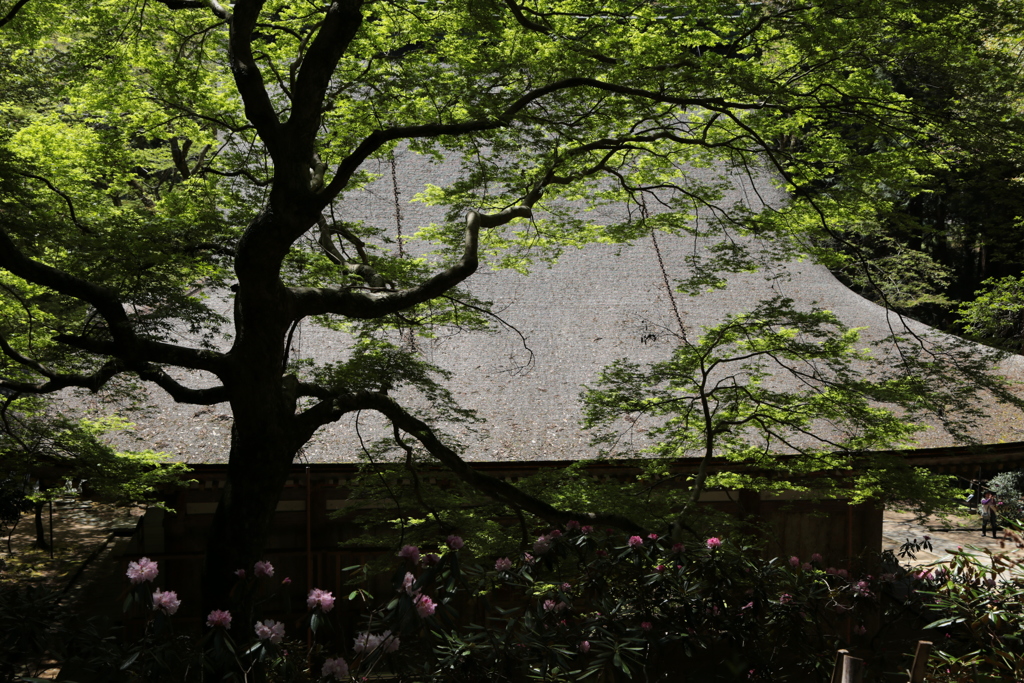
<box><xmin>0</xmin><ymin>401</ymin><xmax>190</xmax><ymax>508</ymax></box>
<box><xmin>916</xmin><ymin>548</ymin><xmax>1024</xmax><ymax>682</ymax></box>
<box><xmin>958</xmin><ymin>275</ymin><xmax>1024</xmax><ymax>352</ymax></box>
<box><xmin>582</xmin><ymin>296</ymin><xmax>977</xmax><ymax>513</ymax></box>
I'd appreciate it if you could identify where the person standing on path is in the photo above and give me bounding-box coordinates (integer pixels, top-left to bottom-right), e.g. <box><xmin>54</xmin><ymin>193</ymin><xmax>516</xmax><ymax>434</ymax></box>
<box><xmin>981</xmin><ymin>491</ymin><xmax>1000</xmax><ymax>538</ymax></box>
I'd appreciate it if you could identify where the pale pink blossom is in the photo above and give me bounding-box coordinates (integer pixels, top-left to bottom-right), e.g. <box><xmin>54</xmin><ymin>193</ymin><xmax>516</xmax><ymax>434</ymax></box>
<box><xmin>282</xmin><ymin>577</ymin><xmax>292</xmax><ymax>585</ymax></box>
<box><xmin>446</xmin><ymin>535</ymin><xmax>464</xmax><ymax>550</ymax></box>
<box><xmin>234</xmin><ymin>568</ymin><xmax>246</xmax><ymax>579</ymax></box>
<box><xmin>254</xmin><ymin>560</ymin><xmax>274</xmax><ymax>578</ymax></box>
<box><xmin>628</xmin><ymin>535</ymin><xmax>644</xmax><ymax>548</ymax></box>
<box><xmin>401</xmin><ymin>572</ymin><xmax>417</xmax><ymax>595</ymax></box>
<box><xmin>495</xmin><ymin>557</ymin><xmax>513</xmax><ymax>571</ymax></box>
<box><xmin>523</xmin><ymin>552</ymin><xmax>535</xmax><ymax>565</ymax></box>
<box><xmin>549</xmin><ymin>529</ymin><xmax>562</xmax><ymax>538</ymax></box>
<box><xmin>533</xmin><ymin>535</ymin><xmax>552</xmax><ymax>554</ymax></box>
<box><xmin>206</xmin><ymin>609</ymin><xmax>232</xmax><ymax>628</ymax></box>
<box><xmin>779</xmin><ymin>593</ymin><xmax>792</xmax><ymax>604</ymax></box>
<box><xmin>152</xmin><ymin>588</ymin><xmax>180</xmax><ymax>615</ymax></box>
<box><xmin>566</xmin><ymin>520</ymin><xmax>581</xmax><ymax>531</ymax></box>
<box><xmin>578</xmin><ymin>640</ymin><xmax>590</xmax><ymax>653</ymax></box>
<box><xmin>414</xmin><ymin>593</ymin><xmax>435</xmax><ymax>618</ymax></box>
<box><xmin>126</xmin><ymin>557</ymin><xmax>159</xmax><ymax>584</ymax></box>
<box><xmin>353</xmin><ymin>632</ymin><xmax>381</xmax><ymax>653</ymax></box>
<box><xmin>706</xmin><ymin>537</ymin><xmax>722</xmax><ymax>549</ymax></box>
<box><xmin>648</xmin><ymin>533</ymin><xmax>659</xmax><ymax>541</ymax></box>
<box><xmin>561</xmin><ymin>582</ymin><xmax>571</xmax><ymax>591</ymax></box>
<box><xmin>398</xmin><ymin>545</ymin><xmax>420</xmax><ymax>563</ymax></box>
<box><xmin>322</xmin><ymin>657</ymin><xmax>349</xmax><ymax>680</ymax></box>
<box><xmin>255</xmin><ymin>619</ymin><xmax>285</xmax><ymax>644</ymax></box>
<box><xmin>852</xmin><ymin>581</ymin><xmax>872</xmax><ymax>598</ymax></box>
<box><xmin>789</xmin><ymin>556</ymin><xmax>800</xmax><ymax>568</ymax></box>
<box><xmin>543</xmin><ymin>599</ymin><xmax>557</xmax><ymax>612</ymax></box>
<box><xmin>581</xmin><ymin>525</ymin><xmax>593</xmax><ymax>534</ymax></box>
<box><xmin>307</xmin><ymin>588</ymin><xmax>336</xmax><ymax>613</ymax></box>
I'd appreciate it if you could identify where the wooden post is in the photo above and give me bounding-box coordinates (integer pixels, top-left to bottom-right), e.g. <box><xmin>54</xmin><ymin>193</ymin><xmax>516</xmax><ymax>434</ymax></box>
<box><xmin>841</xmin><ymin>654</ymin><xmax>864</xmax><ymax>683</ymax></box>
<box><xmin>909</xmin><ymin>640</ymin><xmax>932</xmax><ymax>683</ymax></box>
<box><xmin>830</xmin><ymin>650</ymin><xmax>849</xmax><ymax>683</ymax></box>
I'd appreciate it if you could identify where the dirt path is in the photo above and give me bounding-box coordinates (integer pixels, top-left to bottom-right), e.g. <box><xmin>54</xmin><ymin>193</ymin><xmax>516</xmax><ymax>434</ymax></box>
<box><xmin>1</xmin><ymin>499</ymin><xmax>140</xmax><ymax>598</ymax></box>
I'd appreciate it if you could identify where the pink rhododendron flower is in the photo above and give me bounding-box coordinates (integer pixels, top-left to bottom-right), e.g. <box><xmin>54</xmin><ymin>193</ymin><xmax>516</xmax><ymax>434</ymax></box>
<box><xmin>422</xmin><ymin>552</ymin><xmax>441</xmax><ymax>566</ymax></box>
<box><xmin>655</xmin><ymin>564</ymin><xmax>666</xmax><ymax>573</ymax></box>
<box><xmin>523</xmin><ymin>552</ymin><xmax>535</xmax><ymax>565</ymax></box>
<box><xmin>414</xmin><ymin>593</ymin><xmax>435</xmax><ymax>618</ymax></box>
<box><xmin>207</xmin><ymin>609</ymin><xmax>232</xmax><ymax>628</ymax></box>
<box><xmin>579</xmin><ymin>640</ymin><xmax>590</xmax><ymax>653</ymax></box>
<box><xmin>543</xmin><ymin>599</ymin><xmax>557</xmax><ymax>612</ymax></box>
<box><xmin>234</xmin><ymin>568</ymin><xmax>246</xmax><ymax>579</ymax></box>
<box><xmin>398</xmin><ymin>545</ymin><xmax>420</xmax><ymax>563</ymax></box>
<box><xmin>495</xmin><ymin>557</ymin><xmax>512</xmax><ymax>571</ymax></box>
<box><xmin>561</xmin><ymin>582</ymin><xmax>571</xmax><ymax>591</ymax></box>
<box><xmin>628</xmin><ymin>535</ymin><xmax>644</xmax><ymax>548</ymax></box>
<box><xmin>852</xmin><ymin>581</ymin><xmax>872</xmax><ymax>598</ymax></box>
<box><xmin>802</xmin><ymin>563</ymin><xmax>812</xmax><ymax>571</ymax></box>
<box><xmin>533</xmin><ymin>535</ymin><xmax>552</xmax><ymax>554</ymax></box>
<box><xmin>810</xmin><ymin>553</ymin><xmax>823</xmax><ymax>564</ymax></box>
<box><xmin>581</xmin><ymin>525</ymin><xmax>593</xmax><ymax>534</ymax></box>
<box><xmin>854</xmin><ymin>625</ymin><xmax>867</xmax><ymax>636</ymax></box>
<box><xmin>648</xmin><ymin>533</ymin><xmax>659</xmax><ymax>541</ymax></box>
<box><xmin>741</xmin><ymin>601</ymin><xmax>754</xmax><ymax>611</ymax></box>
<box><xmin>254</xmin><ymin>560</ymin><xmax>274</xmax><ymax>578</ymax></box>
<box><xmin>566</xmin><ymin>520</ymin><xmax>581</xmax><ymax>531</ymax></box>
<box><xmin>672</xmin><ymin>543</ymin><xmax>685</xmax><ymax>553</ymax></box>
<box><xmin>401</xmin><ymin>572</ymin><xmax>417</xmax><ymax>595</ymax></box>
<box><xmin>549</xmin><ymin>529</ymin><xmax>562</xmax><ymax>538</ymax></box>
<box><xmin>826</xmin><ymin>567</ymin><xmax>838</xmax><ymax>576</ymax></box>
<box><xmin>706</xmin><ymin>537</ymin><xmax>722</xmax><ymax>549</ymax></box>
<box><xmin>255</xmin><ymin>619</ymin><xmax>285</xmax><ymax>644</ymax></box>
<box><xmin>446</xmin><ymin>535</ymin><xmax>464</xmax><ymax>550</ymax></box>
<box><xmin>789</xmin><ymin>556</ymin><xmax>800</xmax><ymax>568</ymax></box>
<box><xmin>281</xmin><ymin>577</ymin><xmax>291</xmax><ymax>585</ymax></box>
<box><xmin>779</xmin><ymin>593</ymin><xmax>792</xmax><ymax>604</ymax></box>
<box><xmin>353</xmin><ymin>632</ymin><xmax>380</xmax><ymax>653</ymax></box>
<box><xmin>152</xmin><ymin>588</ymin><xmax>180</xmax><ymax>615</ymax></box>
<box><xmin>322</xmin><ymin>657</ymin><xmax>349</xmax><ymax>680</ymax></box>
<box><xmin>640</xmin><ymin>621</ymin><xmax>653</xmax><ymax>631</ymax></box>
<box><xmin>307</xmin><ymin>588</ymin><xmax>335</xmax><ymax>613</ymax></box>
<box><xmin>126</xmin><ymin>557</ymin><xmax>159</xmax><ymax>584</ymax></box>
<box><xmin>596</xmin><ymin>549</ymin><xmax>608</xmax><ymax>558</ymax></box>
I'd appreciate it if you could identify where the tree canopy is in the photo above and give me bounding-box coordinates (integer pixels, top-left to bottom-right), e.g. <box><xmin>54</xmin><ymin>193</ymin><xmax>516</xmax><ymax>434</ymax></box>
<box><xmin>1</xmin><ymin>0</ymin><xmax>1023</xmax><ymax>607</ymax></box>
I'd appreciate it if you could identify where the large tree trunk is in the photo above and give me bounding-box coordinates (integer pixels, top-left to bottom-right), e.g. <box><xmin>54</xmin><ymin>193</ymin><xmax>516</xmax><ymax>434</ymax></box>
<box><xmin>202</xmin><ymin>410</ymin><xmax>298</xmax><ymax>616</ymax></box>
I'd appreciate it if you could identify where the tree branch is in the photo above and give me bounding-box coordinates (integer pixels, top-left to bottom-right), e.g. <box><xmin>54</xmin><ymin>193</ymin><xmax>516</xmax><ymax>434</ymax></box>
<box><xmin>286</xmin><ymin>0</ymin><xmax>363</xmax><ymax>155</ymax></box>
<box><xmin>0</xmin><ymin>0</ymin><xmax>32</xmax><ymax>29</ymax></box>
<box><xmin>0</xmin><ymin>226</ymin><xmax>227</xmax><ymax>375</ymax></box>
<box><xmin>291</xmin><ymin>206</ymin><xmax>532</xmax><ymax>319</ymax></box>
<box><xmin>229</xmin><ymin>0</ymin><xmax>283</xmax><ymax>157</ymax></box>
<box><xmin>320</xmin><ymin>77</ymin><xmax>769</xmax><ymax>204</ymax></box>
<box><xmin>366</xmin><ymin>392</ymin><xmax>646</xmax><ymax>534</ymax></box>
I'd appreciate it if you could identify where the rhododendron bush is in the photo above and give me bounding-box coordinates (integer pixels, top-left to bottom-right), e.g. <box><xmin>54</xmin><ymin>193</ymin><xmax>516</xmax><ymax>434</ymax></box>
<box><xmin>6</xmin><ymin>532</ymin><xmax>1024</xmax><ymax>681</ymax></box>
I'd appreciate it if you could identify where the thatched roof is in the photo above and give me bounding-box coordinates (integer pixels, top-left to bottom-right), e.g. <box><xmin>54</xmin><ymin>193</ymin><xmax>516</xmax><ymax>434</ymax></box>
<box><xmin>67</xmin><ymin>150</ymin><xmax>1024</xmax><ymax>464</ymax></box>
